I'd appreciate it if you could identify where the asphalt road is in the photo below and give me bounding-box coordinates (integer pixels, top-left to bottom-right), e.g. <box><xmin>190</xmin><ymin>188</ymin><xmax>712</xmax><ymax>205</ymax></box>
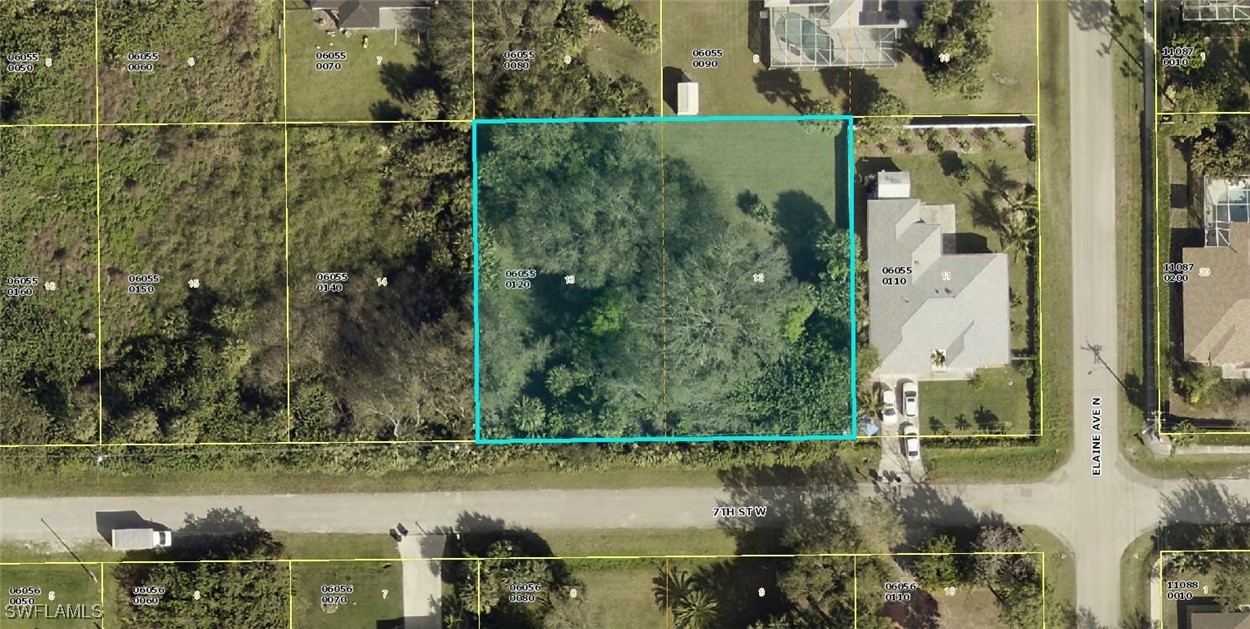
<box><xmin>1067</xmin><ymin>0</ymin><xmax>1124</xmax><ymax>623</ymax></box>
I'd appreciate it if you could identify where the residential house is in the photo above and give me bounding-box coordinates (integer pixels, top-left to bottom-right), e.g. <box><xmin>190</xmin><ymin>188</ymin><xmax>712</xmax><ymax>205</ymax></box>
<box><xmin>867</xmin><ymin>171</ymin><xmax>1011</xmax><ymax>380</ymax></box>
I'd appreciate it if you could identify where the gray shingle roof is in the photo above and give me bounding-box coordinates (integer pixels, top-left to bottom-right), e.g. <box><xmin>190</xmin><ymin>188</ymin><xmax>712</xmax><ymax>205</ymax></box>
<box><xmin>867</xmin><ymin>173</ymin><xmax>1011</xmax><ymax>379</ymax></box>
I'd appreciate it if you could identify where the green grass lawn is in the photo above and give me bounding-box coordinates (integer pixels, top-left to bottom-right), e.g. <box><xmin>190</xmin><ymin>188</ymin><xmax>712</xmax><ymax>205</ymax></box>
<box><xmin>563</xmin><ymin>558</ymin><xmax>667</xmax><ymax>628</ymax></box>
<box><xmin>0</xmin><ymin>563</ymin><xmax>103</xmax><ymax>628</ymax></box>
<box><xmin>1120</xmin><ymin>531</ymin><xmax>1158</xmax><ymax>629</ymax></box>
<box><xmin>663</xmin><ymin>120</ymin><xmax>843</xmax><ymax>227</ymax></box>
<box><xmin>285</xmin><ymin>6</ymin><xmax>418</xmax><ymax>121</ymax></box>
<box><xmin>585</xmin><ymin>0</ymin><xmax>662</xmax><ymax>115</ymax></box>
<box><xmin>920</xmin><ymin>367</ymin><xmax>1032</xmax><ymax>436</ymax></box>
<box><xmin>98</xmin><ymin>0</ymin><xmax>282</xmax><ymax>123</ymax></box>
<box><xmin>291</xmin><ymin>560</ymin><xmax>405</xmax><ymax>628</ymax></box>
<box><xmin>661</xmin><ymin>0</ymin><xmax>835</xmax><ymax>115</ymax></box>
<box><xmin>865</xmin><ymin>0</ymin><xmax>1039</xmax><ymax>115</ymax></box>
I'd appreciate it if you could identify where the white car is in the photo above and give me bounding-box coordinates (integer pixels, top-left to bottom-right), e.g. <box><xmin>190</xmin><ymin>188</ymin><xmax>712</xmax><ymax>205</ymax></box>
<box><xmin>880</xmin><ymin>388</ymin><xmax>899</xmax><ymax>424</ymax></box>
<box><xmin>902</xmin><ymin>424</ymin><xmax>921</xmax><ymax>462</ymax></box>
<box><xmin>901</xmin><ymin>380</ymin><xmax>919</xmax><ymax>418</ymax></box>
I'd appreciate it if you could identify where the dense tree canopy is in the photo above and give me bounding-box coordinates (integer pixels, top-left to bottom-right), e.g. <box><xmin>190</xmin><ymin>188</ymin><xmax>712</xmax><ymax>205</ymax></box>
<box><xmin>913</xmin><ymin>0</ymin><xmax>996</xmax><ymax>98</ymax></box>
<box><xmin>478</xmin><ymin>123</ymin><xmax>853</xmax><ymax>439</ymax></box>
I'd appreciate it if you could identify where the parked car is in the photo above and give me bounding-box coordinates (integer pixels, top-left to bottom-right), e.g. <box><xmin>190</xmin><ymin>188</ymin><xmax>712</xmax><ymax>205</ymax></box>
<box><xmin>880</xmin><ymin>388</ymin><xmax>899</xmax><ymax>424</ymax></box>
<box><xmin>901</xmin><ymin>380</ymin><xmax>919</xmax><ymax>418</ymax></box>
<box><xmin>902</xmin><ymin>424</ymin><xmax>921</xmax><ymax>462</ymax></box>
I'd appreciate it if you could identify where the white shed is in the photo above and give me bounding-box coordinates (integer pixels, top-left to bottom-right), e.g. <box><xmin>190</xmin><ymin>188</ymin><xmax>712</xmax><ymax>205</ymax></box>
<box><xmin>676</xmin><ymin>80</ymin><xmax>700</xmax><ymax>116</ymax></box>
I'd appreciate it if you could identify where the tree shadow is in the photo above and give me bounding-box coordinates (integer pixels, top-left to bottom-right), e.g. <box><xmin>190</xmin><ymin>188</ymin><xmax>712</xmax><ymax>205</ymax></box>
<box><xmin>938</xmin><ymin>150</ymin><xmax>965</xmax><ymax>178</ymax></box>
<box><xmin>973</xmin><ymin>406</ymin><xmax>1003</xmax><ymax>433</ymax></box>
<box><xmin>753</xmin><ymin>68</ymin><xmax>812</xmax><ymax>112</ymax></box>
<box><xmin>662</xmin><ymin>66</ymin><xmax>687</xmax><ymax>115</ymax></box>
<box><xmin>873</xmin><ymin>482</ymin><xmax>1007</xmax><ymax>550</ymax></box>
<box><xmin>773</xmin><ymin>189</ymin><xmax>832</xmax><ymax>282</ymax></box>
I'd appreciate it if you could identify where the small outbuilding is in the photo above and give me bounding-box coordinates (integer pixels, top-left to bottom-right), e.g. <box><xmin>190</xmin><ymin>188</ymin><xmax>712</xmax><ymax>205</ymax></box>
<box><xmin>676</xmin><ymin>80</ymin><xmax>700</xmax><ymax>116</ymax></box>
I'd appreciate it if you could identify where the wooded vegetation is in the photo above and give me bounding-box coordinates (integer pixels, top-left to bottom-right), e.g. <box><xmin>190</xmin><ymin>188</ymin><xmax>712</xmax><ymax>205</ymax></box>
<box><xmin>912</xmin><ymin>0</ymin><xmax>997</xmax><ymax>99</ymax></box>
<box><xmin>469</xmin><ymin>0</ymin><xmax>655</xmax><ymax>118</ymax></box>
<box><xmin>477</xmin><ymin>122</ymin><xmax>852</xmax><ymax>439</ymax></box>
<box><xmin>112</xmin><ymin>508</ymin><xmax>288</xmax><ymax>627</ymax></box>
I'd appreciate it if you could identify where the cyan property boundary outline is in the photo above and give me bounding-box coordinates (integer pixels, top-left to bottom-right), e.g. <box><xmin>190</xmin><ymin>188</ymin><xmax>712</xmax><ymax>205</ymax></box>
<box><xmin>471</xmin><ymin>114</ymin><xmax>859</xmax><ymax>445</ymax></box>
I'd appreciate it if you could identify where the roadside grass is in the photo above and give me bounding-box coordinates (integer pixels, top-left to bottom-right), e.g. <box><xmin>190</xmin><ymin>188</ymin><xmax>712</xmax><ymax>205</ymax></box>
<box><xmin>585</xmin><ymin>0</ymin><xmax>661</xmax><ymax>115</ymax></box>
<box><xmin>291</xmin><ymin>560</ymin><xmax>405</xmax><ymax>628</ymax></box>
<box><xmin>542</xmin><ymin>528</ymin><xmax>737</xmax><ymax>558</ymax></box>
<box><xmin>0</xmin><ymin>563</ymin><xmax>102</xmax><ymax>628</ymax></box>
<box><xmin>0</xmin><ymin>2</ymin><xmax>96</xmax><ymax>124</ymax></box>
<box><xmin>98</xmin><ymin>0</ymin><xmax>282</xmax><ymax>123</ymax></box>
<box><xmin>278</xmin><ymin>533</ymin><xmax>401</xmax><ymax>561</ymax></box>
<box><xmin>1119</xmin><ymin>531</ymin><xmax>1158</xmax><ymax>629</ymax></box>
<box><xmin>1113</xmin><ymin>0</ymin><xmax>1147</xmax><ymax>447</ymax></box>
<box><xmin>862</xmin><ymin>0</ymin><xmax>1039</xmax><ymax>115</ymax></box>
<box><xmin>920</xmin><ymin>366</ymin><xmax>1032</xmax><ymax>436</ymax></box>
<box><xmin>284</xmin><ymin>4</ymin><xmax>417</xmax><ymax>121</ymax></box>
<box><xmin>1021</xmin><ymin>525</ymin><xmax>1075</xmax><ymax>619</ymax></box>
<box><xmin>660</xmin><ymin>0</ymin><xmax>834</xmax><ymax>115</ymax></box>
<box><xmin>922</xmin><ymin>0</ymin><xmax>1071</xmax><ymax>482</ymax></box>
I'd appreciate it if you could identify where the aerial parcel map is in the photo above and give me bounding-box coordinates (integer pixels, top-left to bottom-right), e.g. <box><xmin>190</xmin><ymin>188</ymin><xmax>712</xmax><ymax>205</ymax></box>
<box><xmin>3</xmin><ymin>0</ymin><xmax>1250</xmax><ymax>627</ymax></box>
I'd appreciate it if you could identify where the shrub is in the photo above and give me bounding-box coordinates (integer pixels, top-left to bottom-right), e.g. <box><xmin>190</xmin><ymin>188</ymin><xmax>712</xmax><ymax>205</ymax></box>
<box><xmin>611</xmin><ymin>5</ymin><xmax>659</xmax><ymax>53</ymax></box>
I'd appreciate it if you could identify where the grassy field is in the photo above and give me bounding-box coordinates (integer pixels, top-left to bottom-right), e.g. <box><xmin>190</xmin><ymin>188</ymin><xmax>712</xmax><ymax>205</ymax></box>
<box><xmin>920</xmin><ymin>366</ymin><xmax>1033</xmax><ymax>436</ymax></box>
<box><xmin>585</xmin><ymin>0</ymin><xmax>662</xmax><ymax>116</ymax></box>
<box><xmin>285</xmin><ymin>5</ymin><xmax>419</xmax><ymax>121</ymax></box>
<box><xmin>0</xmin><ymin>2</ymin><xmax>96</xmax><ymax>124</ymax></box>
<box><xmin>866</xmin><ymin>0</ymin><xmax>1039</xmax><ymax>115</ymax></box>
<box><xmin>663</xmin><ymin>120</ymin><xmax>843</xmax><ymax>228</ymax></box>
<box><xmin>98</xmin><ymin>0</ymin><xmax>282</xmax><ymax>123</ymax></box>
<box><xmin>661</xmin><ymin>0</ymin><xmax>835</xmax><ymax>115</ymax></box>
<box><xmin>0</xmin><ymin>563</ymin><xmax>103</xmax><ymax>628</ymax></box>
<box><xmin>291</xmin><ymin>560</ymin><xmax>405</xmax><ymax>628</ymax></box>
<box><xmin>663</xmin><ymin>120</ymin><xmax>850</xmax><ymax>435</ymax></box>
<box><xmin>0</xmin><ymin>127</ymin><xmax>99</xmax><ymax>445</ymax></box>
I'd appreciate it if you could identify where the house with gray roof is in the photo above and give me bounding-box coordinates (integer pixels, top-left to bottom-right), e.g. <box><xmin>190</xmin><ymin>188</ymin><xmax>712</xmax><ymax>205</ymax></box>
<box><xmin>867</xmin><ymin>171</ymin><xmax>1011</xmax><ymax>380</ymax></box>
<box><xmin>308</xmin><ymin>0</ymin><xmax>431</xmax><ymax>31</ymax></box>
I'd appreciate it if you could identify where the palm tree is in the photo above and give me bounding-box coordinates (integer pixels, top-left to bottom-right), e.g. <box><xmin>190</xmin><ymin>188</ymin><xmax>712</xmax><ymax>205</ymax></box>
<box><xmin>651</xmin><ymin>566</ymin><xmax>692</xmax><ymax>611</ymax></box>
<box><xmin>673</xmin><ymin>588</ymin><xmax>720</xmax><ymax>629</ymax></box>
